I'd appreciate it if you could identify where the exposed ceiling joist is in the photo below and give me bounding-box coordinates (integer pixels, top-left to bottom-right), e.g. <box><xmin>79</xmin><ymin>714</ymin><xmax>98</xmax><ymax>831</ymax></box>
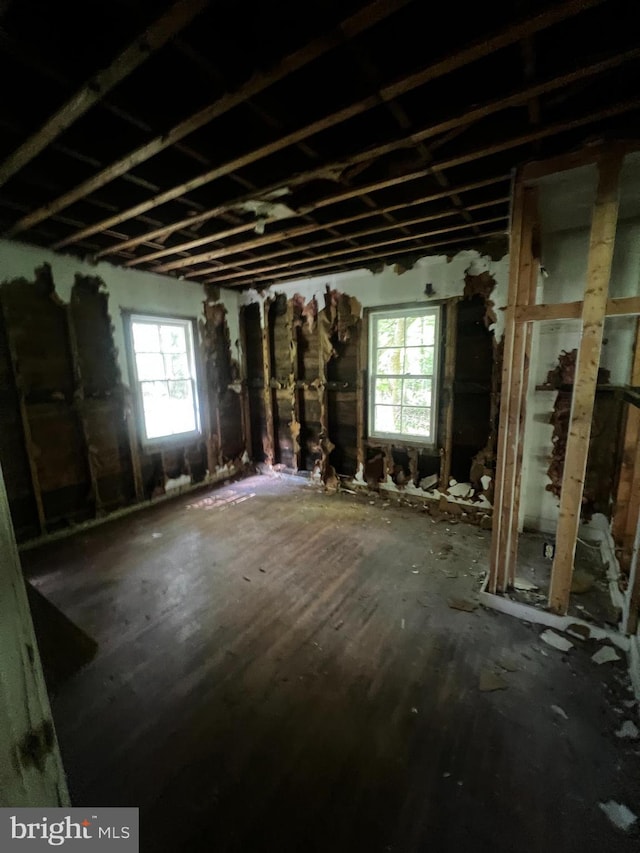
<box><xmin>132</xmin><ymin>176</ymin><xmax>509</xmax><ymax>269</ymax></box>
<box><xmin>204</xmin><ymin>229</ymin><xmax>508</xmax><ymax>287</ymax></box>
<box><xmin>193</xmin><ymin>214</ymin><xmax>507</xmax><ymax>282</ymax></box>
<box><xmin>20</xmin><ymin>0</ymin><xmax>609</xmax><ymax>249</ymax></box>
<box><xmin>0</xmin><ymin>0</ymin><xmax>209</xmax><ymax>190</ymax></box>
<box><xmin>57</xmin><ymin>41</ymin><xmax>638</xmax><ymax>256</ymax></box>
<box><xmin>6</xmin><ymin>0</ymin><xmax>410</xmax><ymax>237</ymax></box>
<box><xmin>180</xmin><ymin>198</ymin><xmax>509</xmax><ymax>280</ymax></box>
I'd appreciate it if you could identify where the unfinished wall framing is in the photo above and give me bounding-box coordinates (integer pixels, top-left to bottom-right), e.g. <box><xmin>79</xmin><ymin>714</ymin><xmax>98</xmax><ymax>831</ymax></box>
<box><xmin>489</xmin><ymin>142</ymin><xmax>640</xmax><ymax>626</ymax></box>
<box><xmin>0</xmin><ymin>259</ymin><xmax>244</xmax><ymax>543</ymax></box>
<box><xmin>240</xmin><ymin>271</ymin><xmax>502</xmax><ymax>514</ymax></box>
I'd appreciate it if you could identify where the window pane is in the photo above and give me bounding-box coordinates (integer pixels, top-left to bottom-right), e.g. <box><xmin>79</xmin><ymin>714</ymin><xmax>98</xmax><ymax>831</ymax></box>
<box><xmin>132</xmin><ymin>323</ymin><xmax>160</xmax><ymax>352</ymax></box>
<box><xmin>167</xmin><ymin>381</ymin><xmax>196</xmax><ymax>434</ymax></box>
<box><xmin>403</xmin><ymin>378</ymin><xmax>432</xmax><ymax>406</ymax></box>
<box><xmin>402</xmin><ymin>407</ymin><xmax>431</xmax><ymax>437</ymax></box>
<box><xmin>159</xmin><ymin>324</ymin><xmax>187</xmax><ymax>353</ymax></box>
<box><xmin>164</xmin><ymin>353</ymin><xmax>190</xmax><ymax>379</ymax></box>
<box><xmin>376</xmin><ymin>317</ymin><xmax>404</xmax><ymax>348</ymax></box>
<box><xmin>375</xmin><ymin>405</ymin><xmax>402</xmax><ymax>433</ymax></box>
<box><xmin>136</xmin><ymin>352</ymin><xmax>165</xmax><ymax>380</ymax></box>
<box><xmin>377</xmin><ymin>347</ymin><xmax>403</xmax><ymax>374</ymax></box>
<box><xmin>375</xmin><ymin>377</ymin><xmax>401</xmax><ymax>405</ymax></box>
<box><xmin>406</xmin><ymin>315</ymin><xmax>435</xmax><ymax>346</ymax></box>
<box><xmin>404</xmin><ymin>346</ymin><xmax>434</xmax><ymax>375</ymax></box>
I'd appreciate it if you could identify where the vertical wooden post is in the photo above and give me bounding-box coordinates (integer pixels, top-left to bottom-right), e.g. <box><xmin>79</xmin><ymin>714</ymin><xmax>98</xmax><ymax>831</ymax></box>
<box><xmin>623</xmin><ymin>451</ymin><xmax>640</xmax><ymax>634</ymax></box>
<box><xmin>0</xmin><ymin>459</ymin><xmax>70</xmax><ymax>806</ymax></box>
<box><xmin>356</xmin><ymin>311</ymin><xmax>367</xmax><ymax>478</ymax></box>
<box><xmin>439</xmin><ymin>298</ymin><xmax>458</xmax><ymax>490</ymax></box>
<box><xmin>237</xmin><ymin>306</ymin><xmax>253</xmax><ymax>461</ymax></box>
<box><xmin>287</xmin><ymin>299</ymin><xmax>301</xmax><ymax>471</ymax></box>
<box><xmin>549</xmin><ymin>149</ymin><xmax>623</xmax><ymax>614</ymax></box>
<box><xmin>490</xmin><ymin>178</ymin><xmax>536</xmax><ymax>592</ymax></box>
<box><xmin>261</xmin><ymin>299</ymin><xmax>275</xmax><ymax>466</ymax></box>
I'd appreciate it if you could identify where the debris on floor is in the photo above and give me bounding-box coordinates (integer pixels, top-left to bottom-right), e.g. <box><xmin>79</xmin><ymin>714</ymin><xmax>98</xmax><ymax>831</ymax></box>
<box><xmin>495</xmin><ymin>656</ymin><xmax>518</xmax><ymax>672</ymax></box>
<box><xmin>479</xmin><ymin>669</ymin><xmax>509</xmax><ymax>692</ymax></box>
<box><xmin>598</xmin><ymin>800</ymin><xmax>638</xmax><ymax>832</ymax></box>
<box><xmin>551</xmin><ymin>704</ymin><xmax>569</xmax><ymax>720</ymax></box>
<box><xmin>540</xmin><ymin>629</ymin><xmax>574</xmax><ymax>653</ymax></box>
<box><xmin>591</xmin><ymin>646</ymin><xmax>621</xmax><ymax>665</ymax></box>
<box><xmin>615</xmin><ymin>720</ymin><xmax>639</xmax><ymax>739</ymax></box>
<box><xmin>447</xmin><ymin>597</ymin><xmax>478</xmax><ymax>613</ymax></box>
<box><xmin>513</xmin><ymin>577</ymin><xmax>539</xmax><ymax>591</ymax></box>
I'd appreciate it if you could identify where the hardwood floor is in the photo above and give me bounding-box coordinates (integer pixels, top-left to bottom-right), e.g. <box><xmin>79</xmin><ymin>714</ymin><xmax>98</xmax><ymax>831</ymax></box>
<box><xmin>22</xmin><ymin>475</ymin><xmax>640</xmax><ymax>852</ymax></box>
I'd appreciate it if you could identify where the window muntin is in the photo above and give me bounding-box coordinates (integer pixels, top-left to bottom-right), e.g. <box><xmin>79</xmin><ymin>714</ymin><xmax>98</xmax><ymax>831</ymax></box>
<box><xmin>368</xmin><ymin>307</ymin><xmax>439</xmax><ymax>443</ymax></box>
<box><xmin>130</xmin><ymin>315</ymin><xmax>200</xmax><ymax>441</ymax></box>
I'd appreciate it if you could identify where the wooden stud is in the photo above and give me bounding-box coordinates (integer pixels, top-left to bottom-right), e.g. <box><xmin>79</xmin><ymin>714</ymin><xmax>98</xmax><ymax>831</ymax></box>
<box><xmin>262</xmin><ymin>300</ymin><xmax>276</xmax><ymax>467</ymax></box>
<box><xmin>515</xmin><ymin>296</ymin><xmax>640</xmax><ymax>322</ymax></box>
<box><xmin>237</xmin><ymin>306</ymin><xmax>253</xmax><ymax>462</ymax></box>
<box><xmin>489</xmin><ymin>178</ymin><xmax>526</xmax><ymax>593</ymax></box>
<box><xmin>439</xmin><ymin>299</ymin><xmax>458</xmax><ymax>490</ymax></box>
<box><xmin>548</xmin><ymin>148</ymin><xmax>624</xmax><ymax>614</ymax></box>
<box><xmin>624</xmin><ymin>484</ymin><xmax>640</xmax><ymax>634</ymax></box>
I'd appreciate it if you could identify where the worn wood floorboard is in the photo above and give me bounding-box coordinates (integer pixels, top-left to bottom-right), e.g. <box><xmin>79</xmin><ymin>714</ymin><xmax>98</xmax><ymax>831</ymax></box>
<box><xmin>22</xmin><ymin>475</ymin><xmax>640</xmax><ymax>852</ymax></box>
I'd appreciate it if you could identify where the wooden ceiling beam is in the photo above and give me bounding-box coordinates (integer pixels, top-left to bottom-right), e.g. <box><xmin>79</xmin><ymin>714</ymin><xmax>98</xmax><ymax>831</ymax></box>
<box><xmin>132</xmin><ymin>175</ymin><xmax>507</xmax><ymax>268</ymax></box>
<box><xmin>201</xmin><ymin>229</ymin><xmax>507</xmax><ymax>287</ymax></box>
<box><xmin>48</xmin><ymin>44</ymin><xmax>639</xmax><ymax>251</ymax></box>
<box><xmin>161</xmin><ymin>194</ymin><xmax>508</xmax><ymax>275</ymax></box>
<box><xmin>0</xmin><ymin>0</ymin><xmax>209</xmax><ymax>190</ymax></box>
<box><xmin>182</xmin><ymin>198</ymin><xmax>507</xmax><ymax>279</ymax></box>
<box><xmin>7</xmin><ymin>0</ymin><xmax>410</xmax><ymax>237</ymax></box>
<box><xmin>192</xmin><ymin>214</ymin><xmax>507</xmax><ymax>282</ymax></box>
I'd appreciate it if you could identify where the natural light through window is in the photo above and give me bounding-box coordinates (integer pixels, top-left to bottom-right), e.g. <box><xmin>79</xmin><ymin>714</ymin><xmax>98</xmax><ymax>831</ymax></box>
<box><xmin>368</xmin><ymin>306</ymin><xmax>439</xmax><ymax>443</ymax></box>
<box><xmin>130</xmin><ymin>316</ymin><xmax>200</xmax><ymax>441</ymax></box>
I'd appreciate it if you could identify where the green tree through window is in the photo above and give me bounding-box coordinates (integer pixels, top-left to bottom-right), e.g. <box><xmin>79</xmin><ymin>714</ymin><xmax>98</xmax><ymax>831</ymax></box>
<box><xmin>369</xmin><ymin>307</ymin><xmax>439</xmax><ymax>442</ymax></box>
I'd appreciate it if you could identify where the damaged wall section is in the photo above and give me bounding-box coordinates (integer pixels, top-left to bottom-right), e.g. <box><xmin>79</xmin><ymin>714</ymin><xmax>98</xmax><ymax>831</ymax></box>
<box><xmin>240</xmin><ymin>251</ymin><xmax>508</xmax><ymax>515</ymax></box>
<box><xmin>0</xmin><ymin>240</ymin><xmax>244</xmax><ymax>542</ymax></box>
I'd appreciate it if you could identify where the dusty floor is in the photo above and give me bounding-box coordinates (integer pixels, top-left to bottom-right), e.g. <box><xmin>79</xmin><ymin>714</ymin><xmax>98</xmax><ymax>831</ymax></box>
<box><xmin>22</xmin><ymin>474</ymin><xmax>640</xmax><ymax>853</ymax></box>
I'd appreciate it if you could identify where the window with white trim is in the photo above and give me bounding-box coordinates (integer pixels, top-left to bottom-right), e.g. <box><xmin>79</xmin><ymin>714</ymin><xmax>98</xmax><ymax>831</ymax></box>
<box><xmin>368</xmin><ymin>306</ymin><xmax>440</xmax><ymax>443</ymax></box>
<box><xmin>129</xmin><ymin>315</ymin><xmax>200</xmax><ymax>442</ymax></box>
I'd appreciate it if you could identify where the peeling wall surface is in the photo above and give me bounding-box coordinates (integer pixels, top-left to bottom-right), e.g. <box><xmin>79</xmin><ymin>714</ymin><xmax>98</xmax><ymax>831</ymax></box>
<box><xmin>0</xmin><ymin>239</ymin><xmax>243</xmax><ymax>541</ymax></box>
<box><xmin>240</xmin><ymin>250</ymin><xmax>508</xmax><ymax>518</ymax></box>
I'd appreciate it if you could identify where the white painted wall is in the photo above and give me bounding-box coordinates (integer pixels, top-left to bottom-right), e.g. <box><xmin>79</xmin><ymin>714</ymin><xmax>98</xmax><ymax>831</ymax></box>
<box><xmin>240</xmin><ymin>249</ymin><xmax>510</xmax><ymax>340</ymax></box>
<box><xmin>0</xmin><ymin>238</ymin><xmax>242</xmax><ymax>382</ymax></box>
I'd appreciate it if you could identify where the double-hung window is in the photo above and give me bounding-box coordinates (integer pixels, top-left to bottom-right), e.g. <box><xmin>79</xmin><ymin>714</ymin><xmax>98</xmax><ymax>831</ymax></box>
<box><xmin>129</xmin><ymin>314</ymin><xmax>200</xmax><ymax>442</ymax></box>
<box><xmin>368</xmin><ymin>306</ymin><xmax>440</xmax><ymax>444</ymax></box>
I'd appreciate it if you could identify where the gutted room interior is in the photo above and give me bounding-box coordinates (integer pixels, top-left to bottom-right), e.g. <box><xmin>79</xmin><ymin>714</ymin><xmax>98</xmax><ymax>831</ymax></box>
<box><xmin>2</xmin><ymin>0</ymin><xmax>640</xmax><ymax>849</ymax></box>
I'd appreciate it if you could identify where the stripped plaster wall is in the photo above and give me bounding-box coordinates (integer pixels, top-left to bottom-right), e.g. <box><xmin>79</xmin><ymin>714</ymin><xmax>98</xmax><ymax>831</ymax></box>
<box><xmin>240</xmin><ymin>250</ymin><xmax>509</xmax><ymax>521</ymax></box>
<box><xmin>0</xmin><ymin>239</ymin><xmax>244</xmax><ymax>542</ymax></box>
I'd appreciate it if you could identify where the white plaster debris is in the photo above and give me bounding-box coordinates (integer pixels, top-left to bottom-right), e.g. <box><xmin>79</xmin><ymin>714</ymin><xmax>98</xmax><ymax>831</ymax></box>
<box><xmin>480</xmin><ymin>474</ymin><xmax>492</xmax><ymax>491</ymax></box>
<box><xmin>615</xmin><ymin>720</ymin><xmax>639</xmax><ymax>739</ymax></box>
<box><xmin>551</xmin><ymin>705</ymin><xmax>568</xmax><ymax>720</ymax></box>
<box><xmin>354</xmin><ymin>463</ymin><xmax>366</xmax><ymax>485</ymax></box>
<box><xmin>151</xmin><ymin>532</ymin><xmax>162</xmax><ymax>539</ymax></box>
<box><xmin>449</xmin><ymin>478</ymin><xmax>457</xmax><ymax>486</ymax></box>
<box><xmin>540</xmin><ymin>629</ymin><xmax>574</xmax><ymax>653</ymax></box>
<box><xmin>592</xmin><ymin>646</ymin><xmax>621</xmax><ymax>665</ymax></box>
<box><xmin>599</xmin><ymin>801</ymin><xmax>637</xmax><ymax>832</ymax></box>
<box><xmin>420</xmin><ymin>474</ymin><xmax>438</xmax><ymax>490</ymax></box>
<box><xmin>241</xmin><ymin>450</ymin><xmax>250</xmax><ymax>465</ymax></box>
<box><xmin>447</xmin><ymin>482</ymin><xmax>473</xmax><ymax>498</ymax></box>
<box><xmin>165</xmin><ymin>474</ymin><xmax>191</xmax><ymax>492</ymax></box>
<box><xmin>514</xmin><ymin>577</ymin><xmax>539</xmax><ymax>591</ymax></box>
